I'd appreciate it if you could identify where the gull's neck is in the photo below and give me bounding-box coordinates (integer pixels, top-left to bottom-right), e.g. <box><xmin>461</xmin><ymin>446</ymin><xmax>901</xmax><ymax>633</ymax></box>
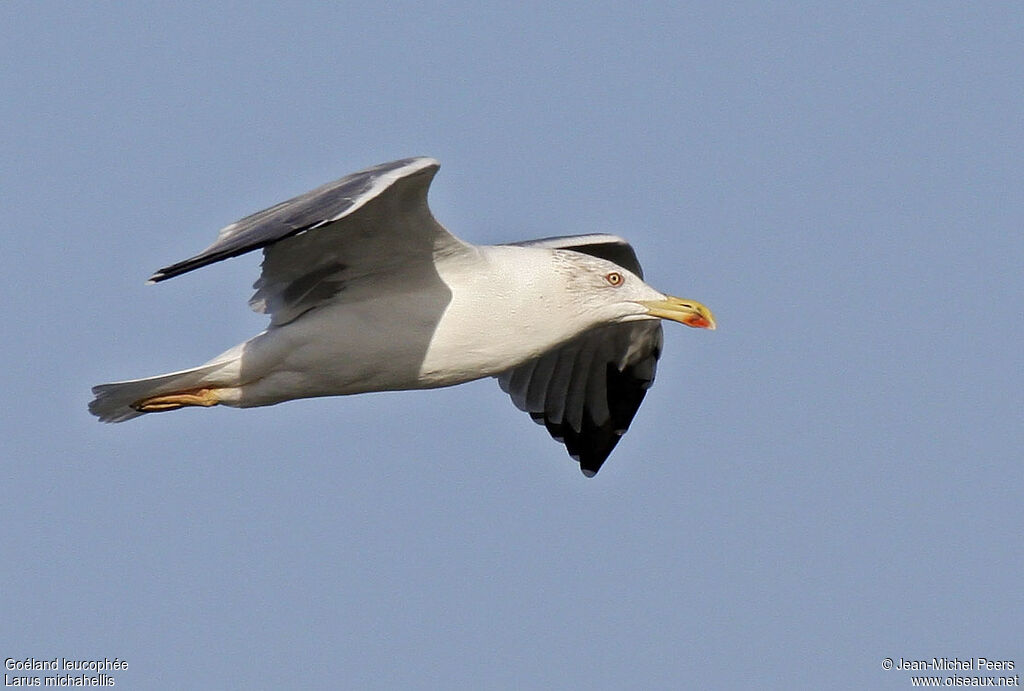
<box><xmin>417</xmin><ymin>245</ymin><xmax>596</xmax><ymax>386</ymax></box>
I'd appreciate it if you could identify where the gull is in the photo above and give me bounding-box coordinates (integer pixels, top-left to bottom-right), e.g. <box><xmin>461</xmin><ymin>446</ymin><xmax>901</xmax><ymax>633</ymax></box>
<box><xmin>89</xmin><ymin>157</ymin><xmax>715</xmax><ymax>476</ymax></box>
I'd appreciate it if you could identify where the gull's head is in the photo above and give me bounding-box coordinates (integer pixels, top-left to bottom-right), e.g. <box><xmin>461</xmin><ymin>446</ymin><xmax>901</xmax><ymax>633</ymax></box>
<box><xmin>563</xmin><ymin>253</ymin><xmax>716</xmax><ymax>331</ymax></box>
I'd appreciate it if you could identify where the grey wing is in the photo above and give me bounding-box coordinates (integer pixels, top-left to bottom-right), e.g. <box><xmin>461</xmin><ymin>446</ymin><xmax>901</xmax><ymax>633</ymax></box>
<box><xmin>147</xmin><ymin>156</ymin><xmax>468</xmax><ymax>325</ymax></box>
<box><xmin>509</xmin><ymin>233</ymin><xmax>645</xmax><ymax>278</ymax></box>
<box><xmin>497</xmin><ymin>321</ymin><xmax>663</xmax><ymax>477</ymax></box>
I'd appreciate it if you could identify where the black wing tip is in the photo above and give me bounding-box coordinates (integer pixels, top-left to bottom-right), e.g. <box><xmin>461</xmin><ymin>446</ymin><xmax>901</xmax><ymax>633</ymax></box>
<box><xmin>146</xmin><ymin>259</ymin><xmax>205</xmax><ymax>284</ymax></box>
<box><xmin>146</xmin><ymin>258</ymin><xmax>216</xmax><ymax>284</ymax></box>
<box><xmin>556</xmin><ymin>419</ymin><xmax>619</xmax><ymax>477</ymax></box>
<box><xmin>578</xmin><ymin>451</ymin><xmax>608</xmax><ymax>477</ymax></box>
<box><xmin>147</xmin><ymin>252</ymin><xmax>220</xmax><ymax>283</ymax></box>
<box><xmin>577</xmin><ymin>446</ymin><xmax>616</xmax><ymax>477</ymax></box>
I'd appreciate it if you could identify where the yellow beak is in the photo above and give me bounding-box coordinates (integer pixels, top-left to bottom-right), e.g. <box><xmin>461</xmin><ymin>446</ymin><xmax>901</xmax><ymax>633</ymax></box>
<box><xmin>639</xmin><ymin>297</ymin><xmax>716</xmax><ymax>330</ymax></box>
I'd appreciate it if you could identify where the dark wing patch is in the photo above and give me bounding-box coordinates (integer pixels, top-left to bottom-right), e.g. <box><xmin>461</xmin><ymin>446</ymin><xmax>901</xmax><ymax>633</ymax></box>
<box><xmin>279</xmin><ymin>261</ymin><xmax>347</xmax><ymax>308</ymax></box>
<box><xmin>497</xmin><ymin>321</ymin><xmax>663</xmax><ymax>476</ymax></box>
<box><xmin>545</xmin><ymin>361</ymin><xmax>655</xmax><ymax>477</ymax></box>
<box><xmin>148</xmin><ymin>157</ymin><xmax>438</xmax><ymax>282</ymax></box>
<box><xmin>509</xmin><ymin>234</ymin><xmax>644</xmax><ymax>278</ymax></box>
<box><xmin>252</xmin><ymin>260</ymin><xmax>350</xmax><ymax>325</ymax></box>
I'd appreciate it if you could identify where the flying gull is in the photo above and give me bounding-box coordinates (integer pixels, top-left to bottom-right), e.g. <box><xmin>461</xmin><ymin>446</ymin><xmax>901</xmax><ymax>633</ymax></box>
<box><xmin>89</xmin><ymin>157</ymin><xmax>715</xmax><ymax>476</ymax></box>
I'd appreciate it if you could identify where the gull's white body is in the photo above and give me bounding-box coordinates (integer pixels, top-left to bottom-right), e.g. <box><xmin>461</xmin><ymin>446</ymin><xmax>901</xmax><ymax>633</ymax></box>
<box><xmin>90</xmin><ymin>157</ymin><xmax>712</xmax><ymax>475</ymax></box>
<box><xmin>190</xmin><ymin>245</ymin><xmax>664</xmax><ymax>407</ymax></box>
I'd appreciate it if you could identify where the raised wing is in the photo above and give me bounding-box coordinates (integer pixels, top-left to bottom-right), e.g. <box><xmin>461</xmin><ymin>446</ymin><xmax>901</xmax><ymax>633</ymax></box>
<box><xmin>498</xmin><ymin>234</ymin><xmax>662</xmax><ymax>476</ymax></box>
<box><xmin>147</xmin><ymin>157</ymin><xmax>468</xmax><ymax>325</ymax></box>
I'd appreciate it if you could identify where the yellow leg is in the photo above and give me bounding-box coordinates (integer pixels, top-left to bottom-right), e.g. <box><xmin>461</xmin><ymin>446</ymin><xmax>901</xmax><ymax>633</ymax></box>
<box><xmin>132</xmin><ymin>388</ymin><xmax>221</xmax><ymax>413</ymax></box>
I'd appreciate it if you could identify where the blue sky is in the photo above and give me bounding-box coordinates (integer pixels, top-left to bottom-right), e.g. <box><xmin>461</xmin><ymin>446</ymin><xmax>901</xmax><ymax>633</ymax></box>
<box><xmin>2</xmin><ymin>2</ymin><xmax>1021</xmax><ymax>689</ymax></box>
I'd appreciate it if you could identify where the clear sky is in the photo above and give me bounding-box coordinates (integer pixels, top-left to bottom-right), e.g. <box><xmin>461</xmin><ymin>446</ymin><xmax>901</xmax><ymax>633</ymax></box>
<box><xmin>2</xmin><ymin>2</ymin><xmax>1021</xmax><ymax>689</ymax></box>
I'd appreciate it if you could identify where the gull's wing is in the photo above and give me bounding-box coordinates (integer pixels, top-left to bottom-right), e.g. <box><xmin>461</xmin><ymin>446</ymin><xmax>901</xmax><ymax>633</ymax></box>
<box><xmin>148</xmin><ymin>157</ymin><xmax>468</xmax><ymax>324</ymax></box>
<box><xmin>498</xmin><ymin>234</ymin><xmax>661</xmax><ymax>476</ymax></box>
<box><xmin>497</xmin><ymin>322</ymin><xmax>663</xmax><ymax>477</ymax></box>
<box><xmin>508</xmin><ymin>234</ymin><xmax>645</xmax><ymax>277</ymax></box>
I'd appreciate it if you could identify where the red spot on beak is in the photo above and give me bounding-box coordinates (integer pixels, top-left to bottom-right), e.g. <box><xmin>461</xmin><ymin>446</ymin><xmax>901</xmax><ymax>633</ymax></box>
<box><xmin>683</xmin><ymin>315</ymin><xmax>713</xmax><ymax>329</ymax></box>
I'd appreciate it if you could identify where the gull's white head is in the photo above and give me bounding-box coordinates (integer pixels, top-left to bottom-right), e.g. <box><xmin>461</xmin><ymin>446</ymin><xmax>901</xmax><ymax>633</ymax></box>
<box><xmin>558</xmin><ymin>252</ymin><xmax>716</xmax><ymax>330</ymax></box>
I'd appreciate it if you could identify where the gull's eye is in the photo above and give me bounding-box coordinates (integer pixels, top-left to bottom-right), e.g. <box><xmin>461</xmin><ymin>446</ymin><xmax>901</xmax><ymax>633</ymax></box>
<box><xmin>605</xmin><ymin>271</ymin><xmax>624</xmax><ymax>286</ymax></box>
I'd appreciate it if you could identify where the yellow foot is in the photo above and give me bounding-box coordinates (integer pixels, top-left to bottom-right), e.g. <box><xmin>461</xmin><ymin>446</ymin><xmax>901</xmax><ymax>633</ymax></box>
<box><xmin>132</xmin><ymin>388</ymin><xmax>221</xmax><ymax>413</ymax></box>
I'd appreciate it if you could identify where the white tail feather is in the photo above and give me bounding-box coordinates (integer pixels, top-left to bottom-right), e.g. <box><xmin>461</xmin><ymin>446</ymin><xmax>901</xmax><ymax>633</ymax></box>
<box><xmin>89</xmin><ymin>362</ymin><xmax>231</xmax><ymax>423</ymax></box>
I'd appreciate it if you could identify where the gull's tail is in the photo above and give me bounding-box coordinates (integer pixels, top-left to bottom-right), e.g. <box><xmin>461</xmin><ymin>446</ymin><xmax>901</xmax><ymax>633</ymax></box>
<box><xmin>89</xmin><ymin>362</ymin><xmax>233</xmax><ymax>423</ymax></box>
